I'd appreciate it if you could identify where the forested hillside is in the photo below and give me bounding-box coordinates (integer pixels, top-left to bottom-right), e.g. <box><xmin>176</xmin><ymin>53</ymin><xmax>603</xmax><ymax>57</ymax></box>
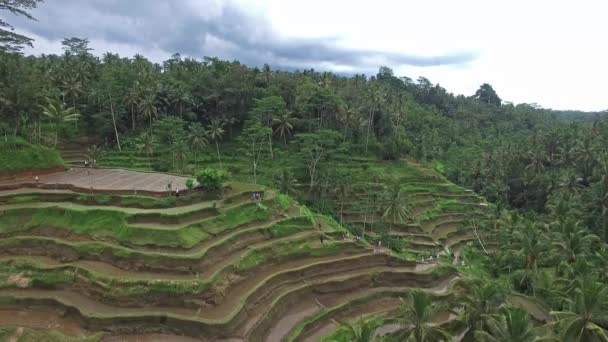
<box><xmin>3</xmin><ymin>36</ymin><xmax>608</xmax><ymax>339</ymax></box>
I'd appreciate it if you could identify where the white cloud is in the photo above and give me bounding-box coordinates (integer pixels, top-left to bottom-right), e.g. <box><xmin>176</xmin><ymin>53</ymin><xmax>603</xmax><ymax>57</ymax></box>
<box><xmin>15</xmin><ymin>0</ymin><xmax>608</xmax><ymax>111</ymax></box>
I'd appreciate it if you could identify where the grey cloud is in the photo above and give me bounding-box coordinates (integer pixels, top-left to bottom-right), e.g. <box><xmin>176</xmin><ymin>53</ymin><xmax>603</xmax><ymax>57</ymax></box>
<box><xmin>14</xmin><ymin>0</ymin><xmax>478</xmax><ymax>71</ymax></box>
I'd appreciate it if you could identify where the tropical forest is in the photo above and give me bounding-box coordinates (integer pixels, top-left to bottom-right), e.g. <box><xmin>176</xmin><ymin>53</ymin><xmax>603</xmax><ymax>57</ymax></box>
<box><xmin>0</xmin><ymin>0</ymin><xmax>607</xmax><ymax>341</ymax></box>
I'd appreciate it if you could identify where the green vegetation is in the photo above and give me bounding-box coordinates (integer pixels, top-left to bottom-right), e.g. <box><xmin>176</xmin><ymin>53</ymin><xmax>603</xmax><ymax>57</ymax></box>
<box><xmin>0</xmin><ymin>199</ymin><xmax>279</xmax><ymax>248</ymax></box>
<box><xmin>196</xmin><ymin>168</ymin><xmax>231</xmax><ymax>191</ymax></box>
<box><xmin>2</xmin><ymin>3</ymin><xmax>608</xmax><ymax>340</ymax></box>
<box><xmin>0</xmin><ymin>138</ymin><xmax>64</xmax><ymax>173</ymax></box>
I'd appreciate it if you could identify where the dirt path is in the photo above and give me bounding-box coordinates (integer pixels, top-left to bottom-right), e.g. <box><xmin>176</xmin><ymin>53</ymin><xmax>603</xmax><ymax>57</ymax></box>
<box><xmin>0</xmin><ymin>168</ymin><xmax>191</xmax><ymax>194</ymax></box>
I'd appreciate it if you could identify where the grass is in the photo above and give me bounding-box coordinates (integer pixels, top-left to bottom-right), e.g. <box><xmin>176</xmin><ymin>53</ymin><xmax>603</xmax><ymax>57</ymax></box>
<box><xmin>0</xmin><ymin>138</ymin><xmax>64</xmax><ymax>173</ymax></box>
<box><xmin>234</xmin><ymin>239</ymin><xmax>350</xmax><ymax>273</ymax></box>
<box><xmin>0</xmin><ymin>198</ymin><xmax>280</xmax><ymax>249</ymax></box>
<box><xmin>416</xmin><ymin>199</ymin><xmax>484</xmax><ymax>224</ymax></box>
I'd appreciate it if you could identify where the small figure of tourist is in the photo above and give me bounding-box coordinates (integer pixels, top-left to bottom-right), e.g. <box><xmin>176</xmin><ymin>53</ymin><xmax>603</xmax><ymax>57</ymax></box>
<box><xmin>84</xmin><ymin>160</ymin><xmax>89</xmax><ymax>168</ymax></box>
<box><xmin>34</xmin><ymin>176</ymin><xmax>39</xmax><ymax>184</ymax></box>
<box><xmin>176</xmin><ymin>188</ymin><xmax>180</xmax><ymax>197</ymax></box>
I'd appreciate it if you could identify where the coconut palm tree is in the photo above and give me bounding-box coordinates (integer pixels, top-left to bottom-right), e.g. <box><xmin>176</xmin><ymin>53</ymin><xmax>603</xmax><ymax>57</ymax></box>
<box><xmin>381</xmin><ymin>187</ymin><xmax>412</xmax><ymax>231</ymax></box>
<box><xmin>187</xmin><ymin>123</ymin><xmax>208</xmax><ymax>168</ymax></box>
<box><xmin>206</xmin><ymin>118</ymin><xmax>225</xmax><ymax>168</ymax></box>
<box><xmin>364</xmin><ymin>83</ymin><xmax>384</xmax><ymax>153</ymax></box>
<box><xmin>399</xmin><ymin>290</ymin><xmax>452</xmax><ymax>342</ymax></box>
<box><xmin>507</xmin><ymin>222</ymin><xmax>548</xmax><ymax>272</ymax></box>
<box><xmin>124</xmin><ymin>87</ymin><xmax>140</xmax><ymax>131</ymax></box>
<box><xmin>139</xmin><ymin>93</ymin><xmax>158</xmax><ymax>131</ymax></box>
<box><xmin>40</xmin><ymin>99</ymin><xmax>80</xmax><ymax>147</ymax></box>
<box><xmin>272</xmin><ymin>112</ymin><xmax>294</xmax><ymax>145</ymax></box>
<box><xmin>173</xmin><ymin>138</ymin><xmax>189</xmax><ymax>173</ymax></box>
<box><xmin>273</xmin><ymin>169</ymin><xmax>297</xmax><ymax>196</ymax></box>
<box><xmin>136</xmin><ymin>133</ymin><xmax>156</xmax><ymax>168</ymax></box>
<box><xmin>550</xmin><ymin>219</ymin><xmax>599</xmax><ymax>265</ymax></box>
<box><xmin>475</xmin><ymin>307</ymin><xmax>557</xmax><ymax>342</ymax></box>
<box><xmin>551</xmin><ymin>279</ymin><xmax>608</xmax><ymax>341</ymax></box>
<box><xmin>333</xmin><ymin>317</ymin><xmax>377</xmax><ymax>342</ymax></box>
<box><xmin>456</xmin><ymin>277</ymin><xmax>507</xmax><ymax>339</ymax></box>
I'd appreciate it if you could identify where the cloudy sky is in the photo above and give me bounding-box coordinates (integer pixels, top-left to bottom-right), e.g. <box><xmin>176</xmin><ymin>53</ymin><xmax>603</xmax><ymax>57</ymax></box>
<box><xmin>10</xmin><ymin>0</ymin><xmax>608</xmax><ymax>111</ymax></box>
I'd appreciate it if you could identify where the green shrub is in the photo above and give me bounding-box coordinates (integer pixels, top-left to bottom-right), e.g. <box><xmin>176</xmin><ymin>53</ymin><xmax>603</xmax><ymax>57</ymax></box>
<box><xmin>0</xmin><ymin>138</ymin><xmax>64</xmax><ymax>173</ymax></box>
<box><xmin>185</xmin><ymin>178</ymin><xmax>195</xmax><ymax>189</ymax></box>
<box><xmin>196</xmin><ymin>168</ymin><xmax>231</xmax><ymax>191</ymax></box>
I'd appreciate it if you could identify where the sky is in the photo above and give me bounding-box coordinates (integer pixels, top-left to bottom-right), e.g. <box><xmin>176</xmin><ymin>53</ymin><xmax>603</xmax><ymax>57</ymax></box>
<box><xmin>9</xmin><ymin>0</ymin><xmax>608</xmax><ymax>111</ymax></box>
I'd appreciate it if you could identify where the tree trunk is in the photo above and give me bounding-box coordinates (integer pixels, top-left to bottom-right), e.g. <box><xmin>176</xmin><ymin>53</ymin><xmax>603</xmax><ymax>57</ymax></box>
<box><xmin>131</xmin><ymin>105</ymin><xmax>136</xmax><ymax>131</ymax></box>
<box><xmin>365</xmin><ymin>108</ymin><xmax>374</xmax><ymax>153</ymax></box>
<box><xmin>215</xmin><ymin>141</ymin><xmax>223</xmax><ymax>168</ymax></box>
<box><xmin>109</xmin><ymin>100</ymin><xmax>122</xmax><ymax>151</ymax></box>
<box><xmin>253</xmin><ymin>161</ymin><xmax>257</xmax><ymax>184</ymax></box>
<box><xmin>268</xmin><ymin>134</ymin><xmax>274</xmax><ymax>159</ymax></box>
<box><xmin>340</xmin><ymin>196</ymin><xmax>344</xmax><ymax>225</ymax></box>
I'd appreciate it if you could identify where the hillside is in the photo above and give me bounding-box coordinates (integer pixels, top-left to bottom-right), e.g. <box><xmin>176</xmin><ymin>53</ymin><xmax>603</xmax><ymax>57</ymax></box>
<box><xmin>0</xmin><ymin>138</ymin><xmax>64</xmax><ymax>178</ymax></box>
<box><xmin>0</xmin><ymin>158</ymin><xmax>490</xmax><ymax>340</ymax></box>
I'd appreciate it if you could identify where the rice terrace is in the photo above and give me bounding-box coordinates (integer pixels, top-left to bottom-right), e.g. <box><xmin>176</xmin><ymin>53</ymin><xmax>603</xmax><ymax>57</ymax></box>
<box><xmin>2</xmin><ymin>0</ymin><xmax>608</xmax><ymax>341</ymax></box>
<box><xmin>0</xmin><ymin>152</ymin><xmax>494</xmax><ymax>341</ymax></box>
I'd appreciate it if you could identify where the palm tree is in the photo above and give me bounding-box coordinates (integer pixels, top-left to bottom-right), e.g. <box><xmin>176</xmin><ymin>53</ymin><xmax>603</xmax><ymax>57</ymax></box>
<box><xmin>333</xmin><ymin>178</ymin><xmax>352</xmax><ymax>225</ymax></box>
<box><xmin>86</xmin><ymin>145</ymin><xmax>104</xmax><ymax>167</ymax></box>
<box><xmin>272</xmin><ymin>112</ymin><xmax>294</xmax><ymax>145</ymax></box>
<box><xmin>61</xmin><ymin>74</ymin><xmax>83</xmax><ymax>109</ymax></box>
<box><xmin>456</xmin><ymin>277</ymin><xmax>507</xmax><ymax>339</ymax></box>
<box><xmin>334</xmin><ymin>317</ymin><xmax>377</xmax><ymax>342</ymax></box>
<box><xmin>136</xmin><ymin>133</ymin><xmax>156</xmax><ymax>168</ymax></box>
<box><xmin>273</xmin><ymin>169</ymin><xmax>297</xmax><ymax>195</ymax></box>
<box><xmin>124</xmin><ymin>87</ymin><xmax>140</xmax><ymax>131</ymax></box>
<box><xmin>475</xmin><ymin>307</ymin><xmax>556</xmax><ymax>342</ymax></box>
<box><xmin>551</xmin><ymin>219</ymin><xmax>599</xmax><ymax>264</ymax></box>
<box><xmin>525</xmin><ymin>149</ymin><xmax>547</xmax><ymax>178</ymax></box>
<box><xmin>507</xmin><ymin>222</ymin><xmax>548</xmax><ymax>272</ymax></box>
<box><xmin>551</xmin><ymin>279</ymin><xmax>608</xmax><ymax>341</ymax></box>
<box><xmin>381</xmin><ymin>187</ymin><xmax>412</xmax><ymax>231</ymax></box>
<box><xmin>139</xmin><ymin>93</ymin><xmax>158</xmax><ymax>131</ymax></box>
<box><xmin>364</xmin><ymin>83</ymin><xmax>384</xmax><ymax>153</ymax></box>
<box><xmin>573</xmin><ymin>137</ymin><xmax>598</xmax><ymax>183</ymax></box>
<box><xmin>40</xmin><ymin>99</ymin><xmax>80</xmax><ymax>147</ymax></box>
<box><xmin>187</xmin><ymin>123</ymin><xmax>208</xmax><ymax>168</ymax></box>
<box><xmin>399</xmin><ymin>290</ymin><xmax>452</xmax><ymax>342</ymax></box>
<box><xmin>206</xmin><ymin>119</ymin><xmax>225</xmax><ymax>168</ymax></box>
<box><xmin>172</xmin><ymin>88</ymin><xmax>192</xmax><ymax>119</ymax></box>
<box><xmin>173</xmin><ymin>138</ymin><xmax>189</xmax><ymax>173</ymax></box>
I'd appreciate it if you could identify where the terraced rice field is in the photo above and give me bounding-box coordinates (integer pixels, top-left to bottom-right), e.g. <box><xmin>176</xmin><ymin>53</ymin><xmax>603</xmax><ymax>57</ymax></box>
<box><xmin>0</xmin><ymin>165</ymin><xmax>483</xmax><ymax>341</ymax></box>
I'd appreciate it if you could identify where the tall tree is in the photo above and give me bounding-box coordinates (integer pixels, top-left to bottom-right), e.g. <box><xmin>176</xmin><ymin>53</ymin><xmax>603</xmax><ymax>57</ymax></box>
<box><xmin>0</xmin><ymin>0</ymin><xmax>44</xmax><ymax>53</ymax></box>
<box><xmin>40</xmin><ymin>99</ymin><xmax>80</xmax><ymax>147</ymax></box>
<box><xmin>474</xmin><ymin>83</ymin><xmax>501</xmax><ymax>106</ymax></box>
<box><xmin>238</xmin><ymin>116</ymin><xmax>271</xmax><ymax>184</ymax></box>
<box><xmin>399</xmin><ymin>290</ymin><xmax>452</xmax><ymax>342</ymax></box>
<box><xmin>295</xmin><ymin>129</ymin><xmax>342</xmax><ymax>190</ymax></box>
<box><xmin>206</xmin><ymin>118</ymin><xmax>225</xmax><ymax>168</ymax></box>
<box><xmin>551</xmin><ymin>279</ymin><xmax>608</xmax><ymax>341</ymax></box>
<box><xmin>381</xmin><ymin>187</ymin><xmax>412</xmax><ymax>231</ymax></box>
<box><xmin>187</xmin><ymin>123</ymin><xmax>208</xmax><ymax>168</ymax></box>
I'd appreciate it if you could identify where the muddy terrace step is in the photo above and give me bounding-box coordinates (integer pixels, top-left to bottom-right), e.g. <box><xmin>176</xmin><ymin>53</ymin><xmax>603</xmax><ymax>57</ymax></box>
<box><xmin>252</xmin><ymin>271</ymin><xmax>457</xmax><ymax>341</ymax></box>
